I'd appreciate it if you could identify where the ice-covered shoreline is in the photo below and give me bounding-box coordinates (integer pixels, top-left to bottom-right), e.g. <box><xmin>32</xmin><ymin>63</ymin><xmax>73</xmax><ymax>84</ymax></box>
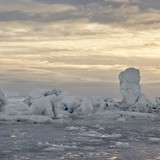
<box><xmin>0</xmin><ymin>68</ymin><xmax>160</xmax><ymax>124</ymax></box>
<box><xmin>0</xmin><ymin>92</ymin><xmax>159</xmax><ymax>124</ymax></box>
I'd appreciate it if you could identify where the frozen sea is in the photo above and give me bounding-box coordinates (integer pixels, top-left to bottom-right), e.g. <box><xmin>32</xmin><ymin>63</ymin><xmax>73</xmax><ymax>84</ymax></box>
<box><xmin>0</xmin><ymin>117</ymin><xmax>160</xmax><ymax>160</ymax></box>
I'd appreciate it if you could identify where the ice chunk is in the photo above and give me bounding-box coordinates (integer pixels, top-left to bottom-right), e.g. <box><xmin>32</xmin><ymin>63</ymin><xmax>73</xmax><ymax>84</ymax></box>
<box><xmin>117</xmin><ymin>117</ymin><xmax>126</xmax><ymax>122</ymax></box>
<box><xmin>92</xmin><ymin>96</ymin><xmax>117</xmax><ymax>112</ymax></box>
<box><xmin>119</xmin><ymin>68</ymin><xmax>140</xmax><ymax>85</ymax></box>
<box><xmin>0</xmin><ymin>89</ymin><xmax>8</xmax><ymax>112</ymax></box>
<box><xmin>120</xmin><ymin>82</ymin><xmax>141</xmax><ymax>106</ymax></box>
<box><xmin>119</xmin><ymin>68</ymin><xmax>154</xmax><ymax>112</ymax></box>
<box><xmin>57</xmin><ymin>96</ymin><xmax>81</xmax><ymax>115</ymax></box>
<box><xmin>43</xmin><ymin>144</ymin><xmax>64</xmax><ymax>151</ymax></box>
<box><xmin>24</xmin><ymin>88</ymin><xmax>68</xmax><ymax>106</ymax></box>
<box><xmin>65</xmin><ymin>126</ymin><xmax>80</xmax><ymax>131</ymax></box>
<box><xmin>115</xmin><ymin>142</ymin><xmax>129</xmax><ymax>148</ymax></box>
<box><xmin>77</xmin><ymin>97</ymin><xmax>94</xmax><ymax>114</ymax></box>
<box><xmin>119</xmin><ymin>68</ymin><xmax>141</xmax><ymax>106</ymax></box>
<box><xmin>134</xmin><ymin>94</ymin><xmax>149</xmax><ymax>112</ymax></box>
<box><xmin>5</xmin><ymin>101</ymin><xmax>29</xmax><ymax>116</ymax></box>
<box><xmin>29</xmin><ymin>95</ymin><xmax>58</xmax><ymax>117</ymax></box>
<box><xmin>148</xmin><ymin>137</ymin><xmax>160</xmax><ymax>142</ymax></box>
<box><xmin>156</xmin><ymin>97</ymin><xmax>160</xmax><ymax>105</ymax></box>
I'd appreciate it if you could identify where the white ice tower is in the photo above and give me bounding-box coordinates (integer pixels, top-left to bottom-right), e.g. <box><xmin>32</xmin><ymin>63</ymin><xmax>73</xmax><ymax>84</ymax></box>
<box><xmin>119</xmin><ymin>68</ymin><xmax>141</xmax><ymax>106</ymax></box>
<box><xmin>119</xmin><ymin>68</ymin><xmax>149</xmax><ymax>112</ymax></box>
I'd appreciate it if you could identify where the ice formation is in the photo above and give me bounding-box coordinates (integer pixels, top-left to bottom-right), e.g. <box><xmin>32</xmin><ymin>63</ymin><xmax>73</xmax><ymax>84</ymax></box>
<box><xmin>56</xmin><ymin>96</ymin><xmax>81</xmax><ymax>117</ymax></box>
<box><xmin>5</xmin><ymin>101</ymin><xmax>29</xmax><ymax>116</ymax></box>
<box><xmin>77</xmin><ymin>97</ymin><xmax>94</xmax><ymax>114</ymax></box>
<box><xmin>24</xmin><ymin>88</ymin><xmax>68</xmax><ymax>106</ymax></box>
<box><xmin>119</xmin><ymin>68</ymin><xmax>141</xmax><ymax>106</ymax></box>
<box><xmin>0</xmin><ymin>89</ymin><xmax>7</xmax><ymax>112</ymax></box>
<box><xmin>119</xmin><ymin>68</ymin><xmax>151</xmax><ymax>112</ymax></box>
<box><xmin>0</xmin><ymin>68</ymin><xmax>159</xmax><ymax>124</ymax></box>
<box><xmin>29</xmin><ymin>95</ymin><xmax>58</xmax><ymax>117</ymax></box>
<box><xmin>156</xmin><ymin>97</ymin><xmax>160</xmax><ymax>105</ymax></box>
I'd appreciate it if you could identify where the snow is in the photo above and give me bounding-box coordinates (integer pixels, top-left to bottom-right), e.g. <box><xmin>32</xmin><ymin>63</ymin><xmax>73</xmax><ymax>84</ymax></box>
<box><xmin>0</xmin><ymin>94</ymin><xmax>159</xmax><ymax>124</ymax></box>
<box><xmin>57</xmin><ymin>96</ymin><xmax>81</xmax><ymax>116</ymax></box>
<box><xmin>115</xmin><ymin>142</ymin><xmax>129</xmax><ymax>148</ymax></box>
<box><xmin>29</xmin><ymin>95</ymin><xmax>57</xmax><ymax>117</ymax></box>
<box><xmin>118</xmin><ymin>68</ymin><xmax>154</xmax><ymax>113</ymax></box>
<box><xmin>98</xmin><ymin>127</ymin><xmax>105</xmax><ymax>131</ymax></box>
<box><xmin>0</xmin><ymin>68</ymin><xmax>159</xmax><ymax>124</ymax></box>
<box><xmin>156</xmin><ymin>97</ymin><xmax>160</xmax><ymax>105</ymax></box>
<box><xmin>148</xmin><ymin>138</ymin><xmax>160</xmax><ymax>142</ymax></box>
<box><xmin>65</xmin><ymin>126</ymin><xmax>80</xmax><ymax>131</ymax></box>
<box><xmin>75</xmin><ymin>130</ymin><xmax>122</xmax><ymax>138</ymax></box>
<box><xmin>43</xmin><ymin>144</ymin><xmax>65</xmax><ymax>152</ymax></box>
<box><xmin>119</xmin><ymin>68</ymin><xmax>141</xmax><ymax>106</ymax></box>
<box><xmin>78</xmin><ymin>97</ymin><xmax>94</xmax><ymax>114</ymax></box>
<box><xmin>0</xmin><ymin>119</ymin><xmax>160</xmax><ymax>159</ymax></box>
<box><xmin>117</xmin><ymin>117</ymin><xmax>126</xmax><ymax>122</ymax></box>
<box><xmin>24</xmin><ymin>88</ymin><xmax>68</xmax><ymax>106</ymax></box>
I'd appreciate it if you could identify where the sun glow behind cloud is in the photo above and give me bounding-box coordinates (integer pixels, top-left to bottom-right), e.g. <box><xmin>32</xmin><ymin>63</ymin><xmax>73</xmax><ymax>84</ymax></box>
<box><xmin>0</xmin><ymin>0</ymin><xmax>160</xmax><ymax>97</ymax></box>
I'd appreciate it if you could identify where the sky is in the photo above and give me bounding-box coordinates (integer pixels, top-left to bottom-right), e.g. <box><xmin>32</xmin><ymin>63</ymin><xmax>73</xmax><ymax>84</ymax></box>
<box><xmin>0</xmin><ymin>0</ymin><xmax>160</xmax><ymax>98</ymax></box>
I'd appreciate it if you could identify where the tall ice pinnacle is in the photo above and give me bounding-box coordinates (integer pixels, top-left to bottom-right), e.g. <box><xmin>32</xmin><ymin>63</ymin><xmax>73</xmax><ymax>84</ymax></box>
<box><xmin>119</xmin><ymin>68</ymin><xmax>141</xmax><ymax>106</ymax></box>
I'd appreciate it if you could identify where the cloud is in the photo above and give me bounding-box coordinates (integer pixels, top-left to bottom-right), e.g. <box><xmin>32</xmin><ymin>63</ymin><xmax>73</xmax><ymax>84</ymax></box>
<box><xmin>0</xmin><ymin>0</ymin><xmax>77</xmax><ymax>13</ymax></box>
<box><xmin>0</xmin><ymin>0</ymin><xmax>159</xmax><ymax>26</ymax></box>
<box><xmin>104</xmin><ymin>0</ymin><xmax>129</xmax><ymax>3</ymax></box>
<box><xmin>0</xmin><ymin>0</ymin><xmax>160</xmax><ymax>98</ymax></box>
<box><xmin>32</xmin><ymin>0</ymin><xmax>103</xmax><ymax>5</ymax></box>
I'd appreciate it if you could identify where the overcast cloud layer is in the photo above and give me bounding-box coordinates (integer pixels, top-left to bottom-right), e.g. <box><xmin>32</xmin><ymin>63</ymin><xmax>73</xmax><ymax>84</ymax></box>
<box><xmin>0</xmin><ymin>0</ymin><xmax>160</xmax><ymax>97</ymax></box>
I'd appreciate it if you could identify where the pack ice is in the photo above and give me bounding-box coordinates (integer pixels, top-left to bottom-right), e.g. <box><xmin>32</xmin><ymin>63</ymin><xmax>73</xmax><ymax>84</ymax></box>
<box><xmin>0</xmin><ymin>68</ymin><xmax>159</xmax><ymax>123</ymax></box>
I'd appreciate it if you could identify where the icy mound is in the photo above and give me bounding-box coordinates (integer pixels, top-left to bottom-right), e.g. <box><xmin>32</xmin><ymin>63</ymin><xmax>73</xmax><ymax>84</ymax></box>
<box><xmin>29</xmin><ymin>95</ymin><xmax>58</xmax><ymax>117</ymax></box>
<box><xmin>156</xmin><ymin>97</ymin><xmax>160</xmax><ymax>105</ymax></box>
<box><xmin>56</xmin><ymin>96</ymin><xmax>118</xmax><ymax>116</ymax></box>
<box><xmin>119</xmin><ymin>68</ymin><xmax>141</xmax><ymax>106</ymax></box>
<box><xmin>57</xmin><ymin>96</ymin><xmax>81</xmax><ymax>116</ymax></box>
<box><xmin>5</xmin><ymin>100</ymin><xmax>29</xmax><ymax>116</ymax></box>
<box><xmin>0</xmin><ymin>68</ymin><xmax>160</xmax><ymax>124</ymax></box>
<box><xmin>119</xmin><ymin>68</ymin><xmax>153</xmax><ymax>112</ymax></box>
<box><xmin>24</xmin><ymin>88</ymin><xmax>68</xmax><ymax>106</ymax></box>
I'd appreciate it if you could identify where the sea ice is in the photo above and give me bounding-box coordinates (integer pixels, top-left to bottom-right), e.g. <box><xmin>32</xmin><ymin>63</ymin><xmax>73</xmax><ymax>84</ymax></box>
<box><xmin>77</xmin><ymin>97</ymin><xmax>94</xmax><ymax>114</ymax></box>
<box><xmin>115</xmin><ymin>142</ymin><xmax>129</xmax><ymax>148</ymax></box>
<box><xmin>24</xmin><ymin>88</ymin><xmax>68</xmax><ymax>106</ymax></box>
<box><xmin>0</xmin><ymin>68</ymin><xmax>159</xmax><ymax>124</ymax></box>
<box><xmin>119</xmin><ymin>68</ymin><xmax>150</xmax><ymax>112</ymax></box>
<box><xmin>57</xmin><ymin>96</ymin><xmax>81</xmax><ymax>116</ymax></box>
<box><xmin>0</xmin><ymin>89</ymin><xmax>8</xmax><ymax>112</ymax></box>
<box><xmin>29</xmin><ymin>95</ymin><xmax>58</xmax><ymax>117</ymax></box>
<box><xmin>119</xmin><ymin>68</ymin><xmax>141</xmax><ymax>106</ymax></box>
<box><xmin>156</xmin><ymin>97</ymin><xmax>160</xmax><ymax>105</ymax></box>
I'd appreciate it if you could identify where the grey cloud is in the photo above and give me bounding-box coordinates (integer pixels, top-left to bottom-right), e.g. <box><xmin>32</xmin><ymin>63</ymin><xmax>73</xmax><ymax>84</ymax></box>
<box><xmin>132</xmin><ymin>0</ymin><xmax>160</xmax><ymax>10</ymax></box>
<box><xmin>0</xmin><ymin>11</ymin><xmax>31</xmax><ymax>21</ymax></box>
<box><xmin>0</xmin><ymin>0</ymin><xmax>159</xmax><ymax>28</ymax></box>
<box><xmin>0</xmin><ymin>10</ymin><xmax>78</xmax><ymax>22</ymax></box>
<box><xmin>32</xmin><ymin>0</ymin><xmax>105</xmax><ymax>5</ymax></box>
<box><xmin>32</xmin><ymin>0</ymin><xmax>160</xmax><ymax>10</ymax></box>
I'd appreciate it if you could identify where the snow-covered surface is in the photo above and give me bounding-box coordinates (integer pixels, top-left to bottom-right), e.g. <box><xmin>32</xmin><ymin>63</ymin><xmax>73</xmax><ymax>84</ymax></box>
<box><xmin>23</xmin><ymin>88</ymin><xmax>68</xmax><ymax>106</ymax></box>
<box><xmin>0</xmin><ymin>95</ymin><xmax>159</xmax><ymax>124</ymax></box>
<box><xmin>119</xmin><ymin>68</ymin><xmax>141</xmax><ymax>105</ymax></box>
<box><xmin>0</xmin><ymin>119</ymin><xmax>160</xmax><ymax>160</ymax></box>
<box><xmin>0</xmin><ymin>68</ymin><xmax>160</xmax><ymax>159</ymax></box>
<box><xmin>0</xmin><ymin>89</ymin><xmax>159</xmax><ymax>124</ymax></box>
<box><xmin>115</xmin><ymin>142</ymin><xmax>130</xmax><ymax>148</ymax></box>
<box><xmin>0</xmin><ymin>68</ymin><xmax>159</xmax><ymax>124</ymax></box>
